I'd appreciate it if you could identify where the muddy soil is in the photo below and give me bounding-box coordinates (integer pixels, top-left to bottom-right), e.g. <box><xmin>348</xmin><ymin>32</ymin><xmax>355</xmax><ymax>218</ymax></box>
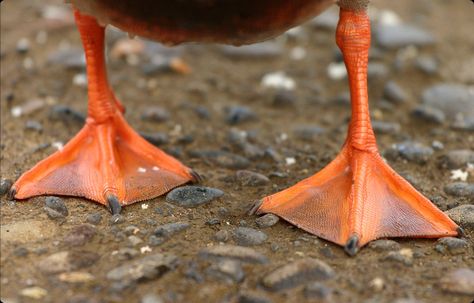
<box><xmin>1</xmin><ymin>1</ymin><xmax>473</xmax><ymax>303</ymax></box>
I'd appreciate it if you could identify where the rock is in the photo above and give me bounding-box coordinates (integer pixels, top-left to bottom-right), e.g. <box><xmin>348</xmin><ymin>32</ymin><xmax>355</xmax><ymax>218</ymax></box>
<box><xmin>115</xmin><ymin>248</ymin><xmax>139</xmax><ymax>261</ymax></box>
<box><xmin>214</xmin><ymin>230</ymin><xmax>230</xmax><ymax>242</ymax></box>
<box><xmin>219</xmin><ymin>41</ymin><xmax>282</xmax><ymax>59</ymax></box>
<box><xmin>49</xmin><ymin>105</ymin><xmax>86</xmax><ymax>124</ymax></box>
<box><xmin>367</xmin><ymin>62</ymin><xmax>389</xmax><ymax>79</ymax></box>
<box><xmin>445</xmin><ymin>205</ymin><xmax>474</xmax><ymax>229</ymax></box>
<box><xmin>199</xmin><ymin>245</ymin><xmax>268</xmax><ymax>264</ymax></box>
<box><xmin>233</xmin><ymin>227</ymin><xmax>268</xmax><ymax>246</ymax></box>
<box><xmin>415</xmin><ymin>56</ymin><xmax>438</xmax><ymax>75</ymax></box>
<box><xmin>435</xmin><ymin>237</ymin><xmax>468</xmax><ymax>255</ymax></box>
<box><xmin>47</xmin><ymin>48</ymin><xmax>86</xmax><ymax>70</ymax></box>
<box><xmin>272</xmin><ymin>90</ymin><xmax>296</xmax><ymax>107</ymax></box>
<box><xmin>238</xmin><ymin>291</ymin><xmax>272</xmax><ymax>303</ymax></box>
<box><xmin>86</xmin><ymin>212</ymin><xmax>102</xmax><ymax>225</ymax></box>
<box><xmin>390</xmin><ymin>141</ymin><xmax>434</xmax><ymax>164</ymax></box>
<box><xmin>441</xmin><ymin>150</ymin><xmax>474</xmax><ymax>169</ymax></box>
<box><xmin>20</xmin><ymin>287</ymin><xmax>48</xmax><ymax>300</ymax></box>
<box><xmin>236</xmin><ymin>170</ymin><xmax>270</xmax><ymax>186</ymax></box>
<box><xmin>128</xmin><ymin>235</ymin><xmax>144</xmax><ymax>246</ymax></box>
<box><xmin>383</xmin><ymin>81</ymin><xmax>408</xmax><ymax>104</ymax></box>
<box><xmin>439</xmin><ymin>268</ymin><xmax>474</xmax><ymax>295</ymax></box>
<box><xmin>311</xmin><ymin>10</ymin><xmax>338</xmax><ymax>29</ymax></box>
<box><xmin>444</xmin><ymin>182</ymin><xmax>474</xmax><ymax>198</ymax></box>
<box><xmin>63</xmin><ymin>224</ymin><xmax>96</xmax><ymax>246</ymax></box>
<box><xmin>375</xmin><ymin>24</ymin><xmax>435</xmax><ymax>49</ymax></box>
<box><xmin>383</xmin><ymin>249</ymin><xmax>413</xmax><ymax>266</ymax></box>
<box><xmin>110</xmin><ymin>214</ymin><xmax>125</xmax><ymax>225</ymax></box>
<box><xmin>293</xmin><ymin>125</ymin><xmax>326</xmax><ymax>141</ymax></box>
<box><xmin>0</xmin><ymin>178</ymin><xmax>13</xmax><ymax>196</ymax></box>
<box><xmin>227</xmin><ymin>129</ymin><xmax>265</xmax><ymax>159</ymax></box>
<box><xmin>206</xmin><ymin>259</ymin><xmax>245</xmax><ymax>283</ymax></box>
<box><xmin>141</xmin><ymin>132</ymin><xmax>169</xmax><ymax>146</ymax></box>
<box><xmin>188</xmin><ymin>150</ymin><xmax>250</xmax><ymax>169</ymax></box>
<box><xmin>58</xmin><ymin>271</ymin><xmax>95</xmax><ymax>283</ymax></box>
<box><xmin>44</xmin><ymin>196</ymin><xmax>68</xmax><ymax>219</ymax></box>
<box><xmin>148</xmin><ymin>235</ymin><xmax>165</xmax><ymax>246</ymax></box>
<box><xmin>369</xmin><ymin>240</ymin><xmax>401</xmax><ymax>252</ymax></box>
<box><xmin>372</xmin><ymin>121</ymin><xmax>401</xmax><ymax>135</ymax></box>
<box><xmin>262</xmin><ymin>258</ymin><xmax>335</xmax><ymax>291</ymax></box>
<box><xmin>141</xmin><ymin>294</ymin><xmax>164</xmax><ymax>303</ymax></box>
<box><xmin>224</xmin><ymin>106</ymin><xmax>257</xmax><ymax>125</ymax></box>
<box><xmin>38</xmin><ymin>251</ymin><xmax>98</xmax><ymax>274</ymax></box>
<box><xmin>106</xmin><ymin>253</ymin><xmax>178</xmax><ymax>283</ymax></box>
<box><xmin>411</xmin><ymin>105</ymin><xmax>446</xmax><ymax>124</ymax></box>
<box><xmin>16</xmin><ymin>38</ymin><xmax>30</xmax><ymax>53</ymax></box>
<box><xmin>154</xmin><ymin>222</ymin><xmax>190</xmax><ymax>238</ymax></box>
<box><xmin>166</xmin><ymin>186</ymin><xmax>224</xmax><ymax>208</ymax></box>
<box><xmin>304</xmin><ymin>282</ymin><xmax>333</xmax><ymax>300</ymax></box>
<box><xmin>25</xmin><ymin>120</ymin><xmax>43</xmax><ymax>132</ymax></box>
<box><xmin>255</xmin><ymin>214</ymin><xmax>279</xmax><ymax>228</ymax></box>
<box><xmin>13</xmin><ymin>246</ymin><xmax>29</xmax><ymax>257</ymax></box>
<box><xmin>141</xmin><ymin>106</ymin><xmax>170</xmax><ymax>123</ymax></box>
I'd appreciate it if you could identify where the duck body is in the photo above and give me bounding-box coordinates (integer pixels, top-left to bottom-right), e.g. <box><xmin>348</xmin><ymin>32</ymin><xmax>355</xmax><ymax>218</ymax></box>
<box><xmin>71</xmin><ymin>0</ymin><xmax>335</xmax><ymax>45</ymax></box>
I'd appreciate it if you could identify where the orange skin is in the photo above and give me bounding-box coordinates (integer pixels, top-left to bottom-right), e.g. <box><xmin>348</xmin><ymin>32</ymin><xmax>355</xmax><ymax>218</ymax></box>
<box><xmin>11</xmin><ymin>4</ymin><xmax>460</xmax><ymax>253</ymax></box>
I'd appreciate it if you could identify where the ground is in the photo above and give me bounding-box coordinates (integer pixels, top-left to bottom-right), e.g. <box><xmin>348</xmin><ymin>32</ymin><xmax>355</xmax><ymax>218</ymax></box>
<box><xmin>1</xmin><ymin>1</ymin><xmax>473</xmax><ymax>303</ymax></box>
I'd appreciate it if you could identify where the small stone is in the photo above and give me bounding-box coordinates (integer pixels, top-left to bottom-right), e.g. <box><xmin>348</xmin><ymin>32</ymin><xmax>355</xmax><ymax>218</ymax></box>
<box><xmin>224</xmin><ymin>106</ymin><xmax>257</xmax><ymax>125</ymax></box>
<box><xmin>206</xmin><ymin>259</ymin><xmax>245</xmax><ymax>283</ymax></box>
<box><xmin>44</xmin><ymin>196</ymin><xmax>68</xmax><ymax>219</ymax></box>
<box><xmin>383</xmin><ymin>249</ymin><xmax>413</xmax><ymax>266</ymax></box>
<box><xmin>311</xmin><ymin>10</ymin><xmax>338</xmax><ymax>29</ymax></box>
<box><xmin>375</xmin><ymin>24</ymin><xmax>435</xmax><ymax>49</ymax></box>
<box><xmin>372</xmin><ymin>121</ymin><xmax>401</xmax><ymax>134</ymax></box>
<box><xmin>110</xmin><ymin>214</ymin><xmax>125</xmax><ymax>225</ymax></box>
<box><xmin>13</xmin><ymin>246</ymin><xmax>29</xmax><ymax>257</ymax></box>
<box><xmin>214</xmin><ymin>230</ymin><xmax>230</xmax><ymax>242</ymax></box>
<box><xmin>115</xmin><ymin>248</ymin><xmax>139</xmax><ymax>260</ymax></box>
<box><xmin>233</xmin><ymin>227</ymin><xmax>268</xmax><ymax>246</ymax></box>
<box><xmin>369</xmin><ymin>277</ymin><xmax>385</xmax><ymax>292</ymax></box>
<box><xmin>194</xmin><ymin>105</ymin><xmax>211</xmax><ymax>120</ymax></box>
<box><xmin>128</xmin><ymin>235</ymin><xmax>144</xmax><ymax>246</ymax></box>
<box><xmin>390</xmin><ymin>141</ymin><xmax>434</xmax><ymax>164</ymax></box>
<box><xmin>304</xmin><ymin>282</ymin><xmax>332</xmax><ymax>300</ymax></box>
<box><xmin>25</xmin><ymin>120</ymin><xmax>43</xmax><ymax>132</ymax></box>
<box><xmin>439</xmin><ymin>268</ymin><xmax>474</xmax><ymax>295</ymax></box>
<box><xmin>49</xmin><ymin>105</ymin><xmax>86</xmax><ymax>124</ymax></box>
<box><xmin>435</xmin><ymin>237</ymin><xmax>468</xmax><ymax>255</ymax></box>
<box><xmin>141</xmin><ymin>293</ymin><xmax>164</xmax><ymax>303</ymax></box>
<box><xmin>442</xmin><ymin>150</ymin><xmax>474</xmax><ymax>169</ymax></box>
<box><xmin>86</xmin><ymin>213</ymin><xmax>102</xmax><ymax>225</ymax></box>
<box><xmin>236</xmin><ymin>170</ymin><xmax>270</xmax><ymax>186</ymax></box>
<box><xmin>0</xmin><ymin>179</ymin><xmax>13</xmax><ymax>196</ymax></box>
<box><xmin>261</xmin><ymin>72</ymin><xmax>295</xmax><ymax>90</ymax></box>
<box><xmin>367</xmin><ymin>62</ymin><xmax>389</xmax><ymax>79</ymax></box>
<box><xmin>219</xmin><ymin>41</ymin><xmax>282</xmax><ymax>59</ymax></box>
<box><xmin>58</xmin><ymin>271</ymin><xmax>95</xmax><ymax>283</ymax></box>
<box><xmin>106</xmin><ymin>253</ymin><xmax>178</xmax><ymax>283</ymax></box>
<box><xmin>238</xmin><ymin>291</ymin><xmax>272</xmax><ymax>303</ymax></box>
<box><xmin>415</xmin><ymin>56</ymin><xmax>438</xmax><ymax>75</ymax></box>
<box><xmin>38</xmin><ymin>251</ymin><xmax>98</xmax><ymax>274</ymax></box>
<box><xmin>154</xmin><ymin>222</ymin><xmax>190</xmax><ymax>238</ymax></box>
<box><xmin>262</xmin><ymin>258</ymin><xmax>335</xmax><ymax>291</ymax></box>
<box><xmin>141</xmin><ymin>132</ymin><xmax>169</xmax><ymax>146</ymax></box>
<box><xmin>188</xmin><ymin>150</ymin><xmax>250</xmax><ymax>169</ymax></box>
<box><xmin>148</xmin><ymin>235</ymin><xmax>165</xmax><ymax>246</ymax></box>
<box><xmin>273</xmin><ymin>90</ymin><xmax>296</xmax><ymax>107</ymax></box>
<box><xmin>255</xmin><ymin>214</ymin><xmax>279</xmax><ymax>228</ymax></box>
<box><xmin>444</xmin><ymin>182</ymin><xmax>474</xmax><ymax>198</ymax></box>
<box><xmin>445</xmin><ymin>205</ymin><xmax>474</xmax><ymax>229</ymax></box>
<box><xmin>141</xmin><ymin>106</ymin><xmax>170</xmax><ymax>123</ymax></box>
<box><xmin>199</xmin><ymin>245</ymin><xmax>268</xmax><ymax>264</ymax></box>
<box><xmin>63</xmin><ymin>224</ymin><xmax>96</xmax><ymax>246</ymax></box>
<box><xmin>293</xmin><ymin>125</ymin><xmax>326</xmax><ymax>141</ymax></box>
<box><xmin>383</xmin><ymin>81</ymin><xmax>408</xmax><ymax>104</ymax></box>
<box><xmin>20</xmin><ymin>286</ymin><xmax>47</xmax><ymax>300</ymax></box>
<box><xmin>16</xmin><ymin>38</ymin><xmax>30</xmax><ymax>53</ymax></box>
<box><xmin>369</xmin><ymin>240</ymin><xmax>401</xmax><ymax>252</ymax></box>
<box><xmin>166</xmin><ymin>186</ymin><xmax>224</xmax><ymax>208</ymax></box>
<box><xmin>412</xmin><ymin>105</ymin><xmax>446</xmax><ymax>124</ymax></box>
<box><xmin>47</xmin><ymin>48</ymin><xmax>85</xmax><ymax>70</ymax></box>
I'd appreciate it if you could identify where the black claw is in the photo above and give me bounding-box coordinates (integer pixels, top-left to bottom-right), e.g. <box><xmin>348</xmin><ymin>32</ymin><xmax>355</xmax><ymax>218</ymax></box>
<box><xmin>248</xmin><ymin>200</ymin><xmax>263</xmax><ymax>216</ymax></box>
<box><xmin>107</xmin><ymin>195</ymin><xmax>122</xmax><ymax>215</ymax></box>
<box><xmin>456</xmin><ymin>227</ymin><xmax>465</xmax><ymax>238</ymax></box>
<box><xmin>344</xmin><ymin>235</ymin><xmax>359</xmax><ymax>256</ymax></box>
<box><xmin>190</xmin><ymin>170</ymin><xmax>202</xmax><ymax>184</ymax></box>
<box><xmin>7</xmin><ymin>188</ymin><xmax>16</xmax><ymax>201</ymax></box>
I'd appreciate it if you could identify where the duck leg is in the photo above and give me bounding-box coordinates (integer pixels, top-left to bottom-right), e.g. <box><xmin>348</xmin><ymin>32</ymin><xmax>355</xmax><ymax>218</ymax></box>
<box><xmin>12</xmin><ymin>10</ymin><xmax>197</xmax><ymax>213</ymax></box>
<box><xmin>256</xmin><ymin>8</ymin><xmax>459</xmax><ymax>255</ymax></box>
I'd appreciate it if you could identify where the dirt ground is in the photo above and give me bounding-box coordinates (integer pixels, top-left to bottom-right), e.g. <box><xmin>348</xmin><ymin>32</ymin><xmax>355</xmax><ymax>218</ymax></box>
<box><xmin>1</xmin><ymin>1</ymin><xmax>473</xmax><ymax>303</ymax></box>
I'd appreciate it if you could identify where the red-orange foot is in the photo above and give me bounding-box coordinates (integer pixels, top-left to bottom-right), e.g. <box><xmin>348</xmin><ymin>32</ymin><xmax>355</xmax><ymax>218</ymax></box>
<box><xmin>12</xmin><ymin>113</ymin><xmax>197</xmax><ymax>213</ymax></box>
<box><xmin>256</xmin><ymin>144</ymin><xmax>459</xmax><ymax>255</ymax></box>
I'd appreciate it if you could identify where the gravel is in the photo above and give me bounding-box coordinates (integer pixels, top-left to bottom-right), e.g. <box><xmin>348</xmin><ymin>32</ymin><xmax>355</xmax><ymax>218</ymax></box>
<box><xmin>255</xmin><ymin>214</ymin><xmax>280</xmax><ymax>228</ymax></box>
<box><xmin>198</xmin><ymin>245</ymin><xmax>268</xmax><ymax>264</ymax></box>
<box><xmin>44</xmin><ymin>196</ymin><xmax>68</xmax><ymax>219</ymax></box>
<box><xmin>63</xmin><ymin>224</ymin><xmax>96</xmax><ymax>246</ymax></box>
<box><xmin>445</xmin><ymin>205</ymin><xmax>474</xmax><ymax>229</ymax></box>
<box><xmin>439</xmin><ymin>268</ymin><xmax>474</xmax><ymax>295</ymax></box>
<box><xmin>0</xmin><ymin>178</ymin><xmax>13</xmax><ymax>196</ymax></box>
<box><xmin>375</xmin><ymin>24</ymin><xmax>435</xmax><ymax>49</ymax></box>
<box><xmin>154</xmin><ymin>222</ymin><xmax>190</xmax><ymax>238</ymax></box>
<box><xmin>383</xmin><ymin>81</ymin><xmax>408</xmax><ymax>103</ymax></box>
<box><xmin>232</xmin><ymin>227</ymin><xmax>268</xmax><ymax>246</ymax></box>
<box><xmin>444</xmin><ymin>182</ymin><xmax>474</xmax><ymax>198</ymax></box>
<box><xmin>435</xmin><ymin>237</ymin><xmax>469</xmax><ymax>255</ymax></box>
<box><xmin>236</xmin><ymin>170</ymin><xmax>270</xmax><ymax>186</ymax></box>
<box><xmin>166</xmin><ymin>186</ymin><xmax>224</xmax><ymax>207</ymax></box>
<box><xmin>368</xmin><ymin>240</ymin><xmax>401</xmax><ymax>252</ymax></box>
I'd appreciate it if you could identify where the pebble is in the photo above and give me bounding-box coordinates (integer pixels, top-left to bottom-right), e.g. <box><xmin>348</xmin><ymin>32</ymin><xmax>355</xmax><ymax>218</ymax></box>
<box><xmin>166</xmin><ymin>186</ymin><xmax>223</xmax><ymax>208</ymax></box>
<box><xmin>16</xmin><ymin>38</ymin><xmax>30</xmax><ymax>53</ymax></box>
<box><xmin>304</xmin><ymin>282</ymin><xmax>332</xmax><ymax>300</ymax></box>
<box><xmin>58</xmin><ymin>271</ymin><xmax>95</xmax><ymax>283</ymax></box>
<box><xmin>383</xmin><ymin>81</ymin><xmax>408</xmax><ymax>104</ymax></box>
<box><xmin>44</xmin><ymin>196</ymin><xmax>68</xmax><ymax>219</ymax></box>
<box><xmin>444</xmin><ymin>182</ymin><xmax>474</xmax><ymax>198</ymax></box>
<box><xmin>293</xmin><ymin>125</ymin><xmax>326</xmax><ymax>141</ymax></box>
<box><xmin>38</xmin><ymin>251</ymin><xmax>98</xmax><ymax>274</ymax></box>
<box><xmin>13</xmin><ymin>246</ymin><xmax>29</xmax><ymax>257</ymax></box>
<box><xmin>383</xmin><ymin>249</ymin><xmax>413</xmax><ymax>266</ymax></box>
<box><xmin>63</xmin><ymin>224</ymin><xmax>96</xmax><ymax>246</ymax></box>
<box><xmin>49</xmin><ymin>105</ymin><xmax>86</xmax><ymax>124</ymax></box>
<box><xmin>128</xmin><ymin>235</ymin><xmax>144</xmax><ymax>246</ymax></box>
<box><xmin>214</xmin><ymin>230</ymin><xmax>230</xmax><ymax>242</ymax></box>
<box><xmin>141</xmin><ymin>106</ymin><xmax>170</xmax><ymax>123</ymax></box>
<box><xmin>255</xmin><ymin>214</ymin><xmax>279</xmax><ymax>228</ymax></box>
<box><xmin>236</xmin><ymin>170</ymin><xmax>270</xmax><ymax>186</ymax></box>
<box><xmin>206</xmin><ymin>259</ymin><xmax>245</xmax><ymax>283</ymax></box>
<box><xmin>415</xmin><ymin>56</ymin><xmax>438</xmax><ymax>75</ymax></box>
<box><xmin>372</xmin><ymin>121</ymin><xmax>401</xmax><ymax>135</ymax></box>
<box><xmin>188</xmin><ymin>150</ymin><xmax>250</xmax><ymax>169</ymax></box>
<box><xmin>439</xmin><ymin>268</ymin><xmax>474</xmax><ymax>295</ymax></box>
<box><xmin>106</xmin><ymin>253</ymin><xmax>178</xmax><ymax>283</ymax></box>
<box><xmin>411</xmin><ymin>105</ymin><xmax>446</xmax><ymax>124</ymax></box>
<box><xmin>368</xmin><ymin>240</ymin><xmax>401</xmax><ymax>252</ymax></box>
<box><xmin>115</xmin><ymin>248</ymin><xmax>139</xmax><ymax>261</ymax></box>
<box><xmin>154</xmin><ymin>222</ymin><xmax>190</xmax><ymax>238</ymax></box>
<box><xmin>219</xmin><ymin>41</ymin><xmax>282</xmax><ymax>59</ymax></box>
<box><xmin>11</xmin><ymin>99</ymin><xmax>45</xmax><ymax>117</ymax></box>
<box><xmin>148</xmin><ymin>235</ymin><xmax>165</xmax><ymax>247</ymax></box>
<box><xmin>311</xmin><ymin>9</ymin><xmax>338</xmax><ymax>29</ymax></box>
<box><xmin>445</xmin><ymin>205</ymin><xmax>474</xmax><ymax>229</ymax></box>
<box><xmin>47</xmin><ymin>48</ymin><xmax>86</xmax><ymax>70</ymax></box>
<box><xmin>441</xmin><ymin>150</ymin><xmax>474</xmax><ymax>169</ymax></box>
<box><xmin>389</xmin><ymin>141</ymin><xmax>434</xmax><ymax>164</ymax></box>
<box><xmin>110</xmin><ymin>214</ymin><xmax>125</xmax><ymax>225</ymax></box>
<box><xmin>435</xmin><ymin>237</ymin><xmax>468</xmax><ymax>255</ymax></box>
<box><xmin>141</xmin><ymin>132</ymin><xmax>169</xmax><ymax>146</ymax></box>
<box><xmin>233</xmin><ymin>227</ymin><xmax>268</xmax><ymax>246</ymax></box>
<box><xmin>25</xmin><ymin>120</ymin><xmax>43</xmax><ymax>132</ymax></box>
<box><xmin>0</xmin><ymin>178</ymin><xmax>13</xmax><ymax>196</ymax></box>
<box><xmin>224</xmin><ymin>106</ymin><xmax>257</xmax><ymax>125</ymax></box>
<box><xmin>238</xmin><ymin>291</ymin><xmax>272</xmax><ymax>303</ymax></box>
<box><xmin>198</xmin><ymin>245</ymin><xmax>268</xmax><ymax>264</ymax></box>
<box><xmin>367</xmin><ymin>62</ymin><xmax>389</xmax><ymax>79</ymax></box>
<box><xmin>375</xmin><ymin>24</ymin><xmax>435</xmax><ymax>49</ymax></box>
<box><xmin>262</xmin><ymin>258</ymin><xmax>335</xmax><ymax>291</ymax></box>
<box><xmin>141</xmin><ymin>293</ymin><xmax>164</xmax><ymax>303</ymax></box>
<box><xmin>272</xmin><ymin>90</ymin><xmax>296</xmax><ymax>107</ymax></box>
<box><xmin>20</xmin><ymin>286</ymin><xmax>48</xmax><ymax>300</ymax></box>
<box><xmin>86</xmin><ymin>212</ymin><xmax>102</xmax><ymax>225</ymax></box>
<box><xmin>261</xmin><ymin>72</ymin><xmax>295</xmax><ymax>91</ymax></box>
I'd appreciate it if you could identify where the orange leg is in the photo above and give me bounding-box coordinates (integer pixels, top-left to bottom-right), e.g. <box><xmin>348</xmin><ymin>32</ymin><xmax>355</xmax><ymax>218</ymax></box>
<box><xmin>11</xmin><ymin>10</ymin><xmax>198</xmax><ymax>213</ymax></box>
<box><xmin>256</xmin><ymin>9</ymin><xmax>460</xmax><ymax>255</ymax></box>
